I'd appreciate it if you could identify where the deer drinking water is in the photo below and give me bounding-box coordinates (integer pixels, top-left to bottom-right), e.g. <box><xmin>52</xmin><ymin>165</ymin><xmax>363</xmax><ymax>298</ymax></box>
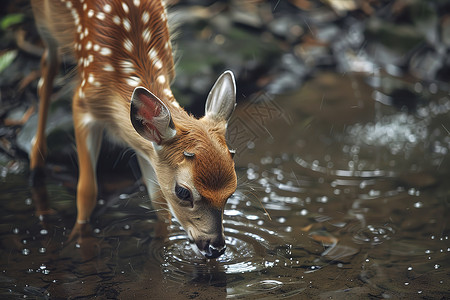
<box><xmin>30</xmin><ymin>0</ymin><xmax>237</xmax><ymax>259</ymax></box>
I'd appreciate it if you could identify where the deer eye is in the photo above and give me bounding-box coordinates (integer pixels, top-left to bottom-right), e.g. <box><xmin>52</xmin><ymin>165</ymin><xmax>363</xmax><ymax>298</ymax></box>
<box><xmin>175</xmin><ymin>184</ymin><xmax>191</xmax><ymax>201</ymax></box>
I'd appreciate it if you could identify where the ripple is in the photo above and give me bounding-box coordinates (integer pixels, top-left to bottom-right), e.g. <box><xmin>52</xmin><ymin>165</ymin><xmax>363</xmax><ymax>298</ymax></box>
<box><xmin>149</xmin><ymin>220</ymin><xmax>286</xmax><ymax>282</ymax></box>
<box><xmin>352</xmin><ymin>224</ymin><xmax>395</xmax><ymax>245</ymax></box>
<box><xmin>226</xmin><ymin>278</ymin><xmax>307</xmax><ymax>298</ymax></box>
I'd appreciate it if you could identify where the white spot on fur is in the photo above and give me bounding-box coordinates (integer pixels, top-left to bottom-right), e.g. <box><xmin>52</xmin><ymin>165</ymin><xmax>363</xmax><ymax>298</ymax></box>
<box><xmin>122</xmin><ymin>3</ymin><xmax>129</xmax><ymax>13</ymax></box>
<box><xmin>103</xmin><ymin>4</ymin><xmax>112</xmax><ymax>13</ymax></box>
<box><xmin>157</xmin><ymin>75</ymin><xmax>166</xmax><ymax>84</ymax></box>
<box><xmin>113</xmin><ymin>15</ymin><xmax>121</xmax><ymax>25</ymax></box>
<box><xmin>93</xmin><ymin>44</ymin><xmax>100</xmax><ymax>51</ymax></box>
<box><xmin>96</xmin><ymin>12</ymin><xmax>105</xmax><ymax>20</ymax></box>
<box><xmin>154</xmin><ymin>59</ymin><xmax>163</xmax><ymax>70</ymax></box>
<box><xmin>103</xmin><ymin>64</ymin><xmax>114</xmax><ymax>72</ymax></box>
<box><xmin>163</xmin><ymin>88</ymin><xmax>173</xmax><ymax>98</ymax></box>
<box><xmin>142</xmin><ymin>11</ymin><xmax>149</xmax><ymax>24</ymax></box>
<box><xmin>84</xmin><ymin>28</ymin><xmax>89</xmax><ymax>37</ymax></box>
<box><xmin>77</xmin><ymin>25</ymin><xmax>82</xmax><ymax>33</ymax></box>
<box><xmin>133</xmin><ymin>0</ymin><xmax>140</xmax><ymax>7</ymax></box>
<box><xmin>65</xmin><ymin>1</ymin><xmax>72</xmax><ymax>9</ymax></box>
<box><xmin>100</xmin><ymin>47</ymin><xmax>112</xmax><ymax>56</ymax></box>
<box><xmin>123</xmin><ymin>18</ymin><xmax>131</xmax><ymax>31</ymax></box>
<box><xmin>124</xmin><ymin>39</ymin><xmax>133</xmax><ymax>52</ymax></box>
<box><xmin>126</xmin><ymin>76</ymin><xmax>141</xmax><ymax>87</ymax></box>
<box><xmin>148</xmin><ymin>49</ymin><xmax>158</xmax><ymax>60</ymax></box>
<box><xmin>142</xmin><ymin>28</ymin><xmax>151</xmax><ymax>43</ymax></box>
<box><xmin>71</xmin><ymin>9</ymin><xmax>80</xmax><ymax>25</ymax></box>
<box><xmin>88</xmin><ymin>74</ymin><xmax>95</xmax><ymax>84</ymax></box>
<box><xmin>85</xmin><ymin>41</ymin><xmax>92</xmax><ymax>50</ymax></box>
<box><xmin>83</xmin><ymin>3</ymin><xmax>87</xmax><ymax>11</ymax></box>
<box><xmin>87</xmin><ymin>9</ymin><xmax>94</xmax><ymax>18</ymax></box>
<box><xmin>172</xmin><ymin>101</ymin><xmax>180</xmax><ymax>108</ymax></box>
<box><xmin>120</xmin><ymin>60</ymin><xmax>135</xmax><ymax>73</ymax></box>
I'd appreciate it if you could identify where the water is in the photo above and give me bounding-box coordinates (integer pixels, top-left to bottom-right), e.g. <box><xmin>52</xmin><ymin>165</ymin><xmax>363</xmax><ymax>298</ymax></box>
<box><xmin>1</xmin><ymin>71</ymin><xmax>449</xmax><ymax>299</ymax></box>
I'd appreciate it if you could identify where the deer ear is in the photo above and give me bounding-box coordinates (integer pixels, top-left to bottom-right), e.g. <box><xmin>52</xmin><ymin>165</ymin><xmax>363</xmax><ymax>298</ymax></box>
<box><xmin>130</xmin><ymin>87</ymin><xmax>176</xmax><ymax>145</ymax></box>
<box><xmin>205</xmin><ymin>70</ymin><xmax>236</xmax><ymax>122</ymax></box>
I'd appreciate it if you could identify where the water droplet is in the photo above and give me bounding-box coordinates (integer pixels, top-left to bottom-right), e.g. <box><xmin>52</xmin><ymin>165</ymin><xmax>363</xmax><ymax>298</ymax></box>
<box><xmin>22</xmin><ymin>249</ymin><xmax>30</xmax><ymax>255</ymax></box>
<box><xmin>404</xmin><ymin>282</ymin><xmax>409</xmax><ymax>286</ymax></box>
<box><xmin>317</xmin><ymin>196</ymin><xmax>328</xmax><ymax>203</ymax></box>
<box><xmin>413</xmin><ymin>202</ymin><xmax>423</xmax><ymax>208</ymax></box>
<box><xmin>12</xmin><ymin>228</ymin><xmax>19</xmax><ymax>234</ymax></box>
<box><xmin>300</xmin><ymin>209</ymin><xmax>308</xmax><ymax>216</ymax></box>
<box><xmin>39</xmin><ymin>247</ymin><xmax>46</xmax><ymax>253</ymax></box>
<box><xmin>123</xmin><ymin>224</ymin><xmax>130</xmax><ymax>230</ymax></box>
<box><xmin>434</xmin><ymin>264</ymin><xmax>440</xmax><ymax>269</ymax></box>
<box><xmin>40</xmin><ymin>229</ymin><xmax>48</xmax><ymax>235</ymax></box>
<box><xmin>369</xmin><ymin>190</ymin><xmax>380</xmax><ymax>197</ymax></box>
<box><xmin>408</xmin><ymin>267</ymin><xmax>413</xmax><ymax>271</ymax></box>
<box><xmin>25</xmin><ymin>198</ymin><xmax>32</xmax><ymax>205</ymax></box>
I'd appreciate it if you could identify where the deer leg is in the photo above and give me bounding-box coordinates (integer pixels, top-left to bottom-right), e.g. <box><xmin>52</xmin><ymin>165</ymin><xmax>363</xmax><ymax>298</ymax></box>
<box><xmin>30</xmin><ymin>44</ymin><xmax>59</xmax><ymax>216</ymax></box>
<box><xmin>69</xmin><ymin>96</ymin><xmax>104</xmax><ymax>240</ymax></box>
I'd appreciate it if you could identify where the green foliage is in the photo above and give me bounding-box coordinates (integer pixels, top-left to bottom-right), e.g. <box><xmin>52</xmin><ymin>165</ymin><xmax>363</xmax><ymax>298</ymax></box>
<box><xmin>0</xmin><ymin>13</ymin><xmax>25</xmax><ymax>30</ymax></box>
<box><xmin>0</xmin><ymin>50</ymin><xmax>17</xmax><ymax>73</ymax></box>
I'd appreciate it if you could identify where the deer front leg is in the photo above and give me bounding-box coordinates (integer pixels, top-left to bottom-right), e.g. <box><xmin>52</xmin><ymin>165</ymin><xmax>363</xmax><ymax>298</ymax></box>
<box><xmin>136</xmin><ymin>155</ymin><xmax>171</xmax><ymax>239</ymax></box>
<box><xmin>69</xmin><ymin>96</ymin><xmax>103</xmax><ymax>241</ymax></box>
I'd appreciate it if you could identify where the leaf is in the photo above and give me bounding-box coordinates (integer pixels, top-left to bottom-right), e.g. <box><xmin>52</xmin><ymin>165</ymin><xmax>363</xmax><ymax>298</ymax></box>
<box><xmin>0</xmin><ymin>14</ymin><xmax>25</xmax><ymax>30</ymax></box>
<box><xmin>0</xmin><ymin>50</ymin><xmax>17</xmax><ymax>74</ymax></box>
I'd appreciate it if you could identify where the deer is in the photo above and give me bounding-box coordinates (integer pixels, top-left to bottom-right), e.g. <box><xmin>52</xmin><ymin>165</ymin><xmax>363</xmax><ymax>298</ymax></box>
<box><xmin>29</xmin><ymin>0</ymin><xmax>237</xmax><ymax>259</ymax></box>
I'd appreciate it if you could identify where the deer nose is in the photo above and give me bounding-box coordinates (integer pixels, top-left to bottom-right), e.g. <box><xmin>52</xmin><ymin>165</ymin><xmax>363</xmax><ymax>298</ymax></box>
<box><xmin>205</xmin><ymin>243</ymin><xmax>226</xmax><ymax>259</ymax></box>
<box><xmin>195</xmin><ymin>237</ymin><xmax>226</xmax><ymax>259</ymax></box>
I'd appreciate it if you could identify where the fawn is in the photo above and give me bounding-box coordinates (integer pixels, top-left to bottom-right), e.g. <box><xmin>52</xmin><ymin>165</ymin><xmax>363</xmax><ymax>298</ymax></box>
<box><xmin>30</xmin><ymin>0</ymin><xmax>237</xmax><ymax>259</ymax></box>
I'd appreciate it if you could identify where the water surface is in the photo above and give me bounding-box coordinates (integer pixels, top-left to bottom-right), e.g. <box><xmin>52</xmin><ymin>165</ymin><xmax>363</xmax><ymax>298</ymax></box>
<box><xmin>1</xmin><ymin>70</ymin><xmax>449</xmax><ymax>299</ymax></box>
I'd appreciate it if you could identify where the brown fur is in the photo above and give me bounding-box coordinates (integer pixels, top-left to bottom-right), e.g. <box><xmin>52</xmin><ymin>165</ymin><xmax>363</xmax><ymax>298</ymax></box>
<box><xmin>31</xmin><ymin>0</ymin><xmax>237</xmax><ymax>254</ymax></box>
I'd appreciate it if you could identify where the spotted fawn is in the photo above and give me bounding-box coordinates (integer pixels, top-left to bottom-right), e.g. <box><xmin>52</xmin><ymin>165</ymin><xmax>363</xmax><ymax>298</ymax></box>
<box><xmin>30</xmin><ymin>0</ymin><xmax>237</xmax><ymax>259</ymax></box>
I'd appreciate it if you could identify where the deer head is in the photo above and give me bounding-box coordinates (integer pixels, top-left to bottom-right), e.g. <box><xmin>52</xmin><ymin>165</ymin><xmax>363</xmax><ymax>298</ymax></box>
<box><xmin>130</xmin><ymin>71</ymin><xmax>237</xmax><ymax>258</ymax></box>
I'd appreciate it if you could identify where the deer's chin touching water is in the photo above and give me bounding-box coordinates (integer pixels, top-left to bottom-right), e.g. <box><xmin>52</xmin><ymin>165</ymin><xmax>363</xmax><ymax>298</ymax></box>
<box><xmin>30</xmin><ymin>0</ymin><xmax>237</xmax><ymax>259</ymax></box>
